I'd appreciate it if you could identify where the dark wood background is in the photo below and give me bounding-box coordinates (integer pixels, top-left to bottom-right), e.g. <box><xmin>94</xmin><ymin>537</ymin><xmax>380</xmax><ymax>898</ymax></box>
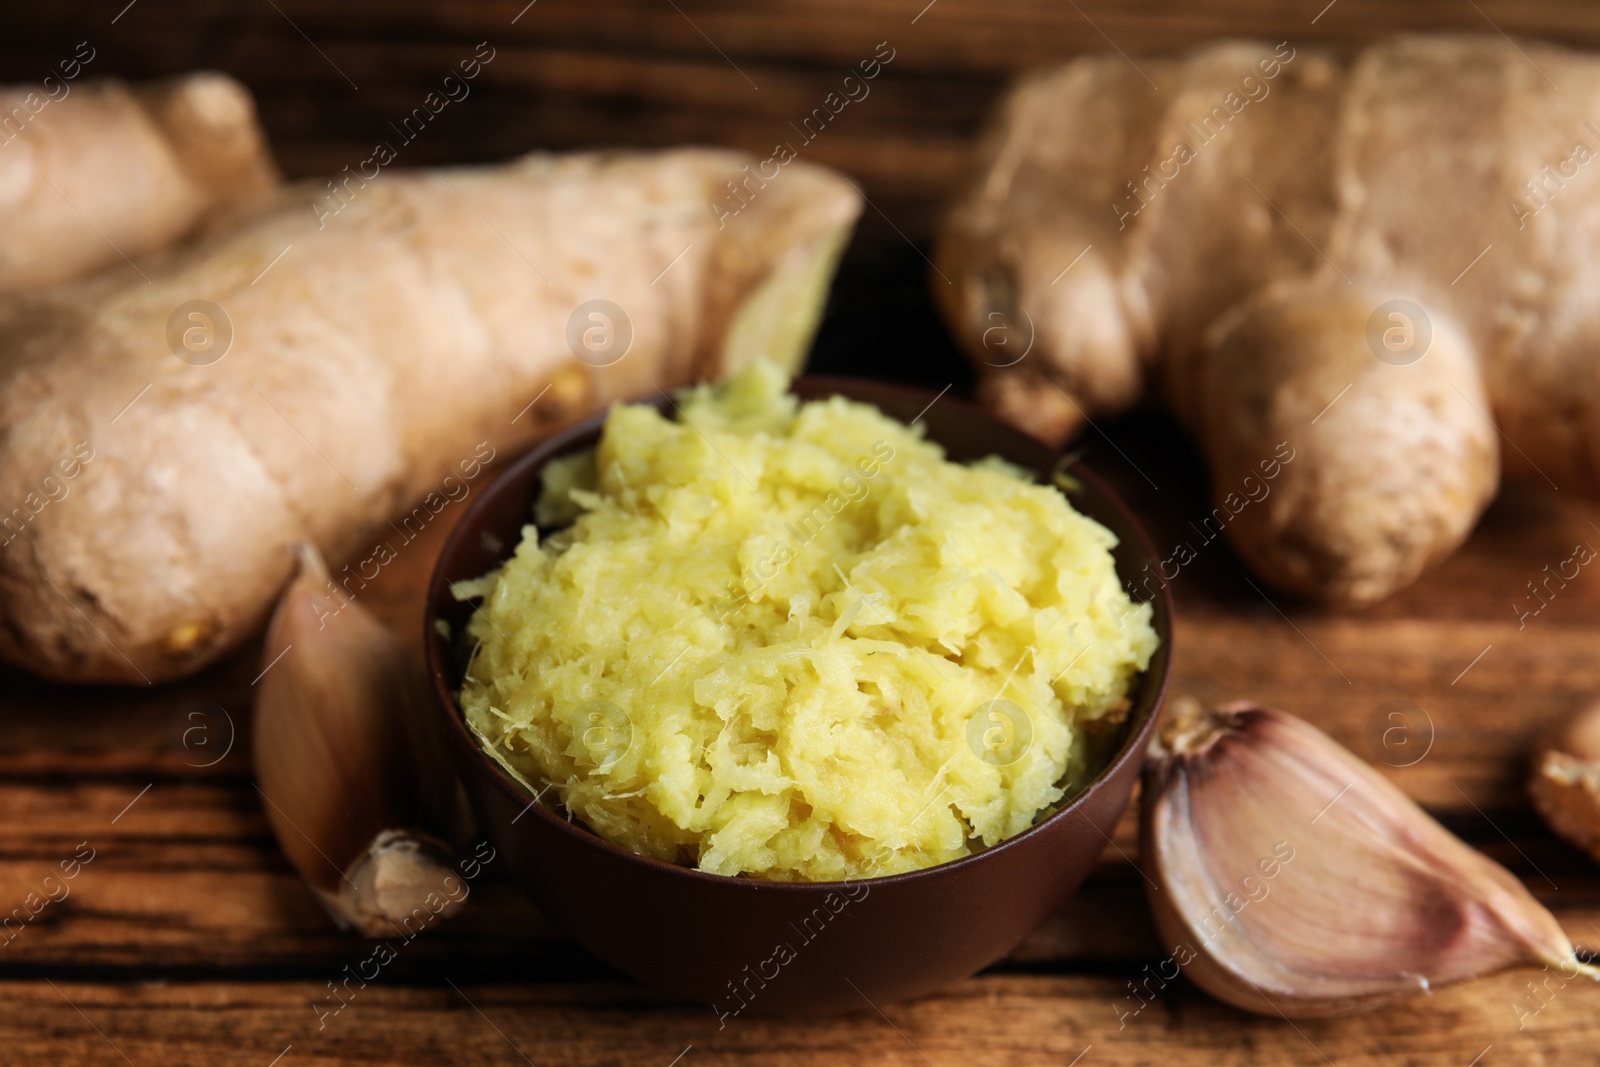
<box><xmin>7</xmin><ymin>2</ymin><xmax>1600</xmax><ymax>1063</ymax></box>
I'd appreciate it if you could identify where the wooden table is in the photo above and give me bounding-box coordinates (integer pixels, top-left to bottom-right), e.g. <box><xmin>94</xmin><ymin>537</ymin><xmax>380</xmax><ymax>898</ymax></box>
<box><xmin>6</xmin><ymin>408</ymin><xmax>1599</xmax><ymax>1065</ymax></box>
<box><xmin>9</xmin><ymin>1</ymin><xmax>1600</xmax><ymax>1062</ymax></box>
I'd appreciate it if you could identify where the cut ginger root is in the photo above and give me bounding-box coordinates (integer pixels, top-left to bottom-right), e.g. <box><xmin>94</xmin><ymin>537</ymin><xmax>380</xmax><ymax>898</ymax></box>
<box><xmin>934</xmin><ymin>35</ymin><xmax>1600</xmax><ymax>605</ymax></box>
<box><xmin>0</xmin><ymin>148</ymin><xmax>860</xmax><ymax>684</ymax></box>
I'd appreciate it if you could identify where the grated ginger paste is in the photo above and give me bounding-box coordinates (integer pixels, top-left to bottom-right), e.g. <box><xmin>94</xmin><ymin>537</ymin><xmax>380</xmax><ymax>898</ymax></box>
<box><xmin>455</xmin><ymin>362</ymin><xmax>1158</xmax><ymax>881</ymax></box>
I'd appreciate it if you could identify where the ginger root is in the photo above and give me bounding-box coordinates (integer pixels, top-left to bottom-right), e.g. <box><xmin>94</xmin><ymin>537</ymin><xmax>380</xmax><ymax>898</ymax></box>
<box><xmin>0</xmin><ymin>148</ymin><xmax>859</xmax><ymax>683</ymax></box>
<box><xmin>934</xmin><ymin>36</ymin><xmax>1599</xmax><ymax>605</ymax></box>
<box><xmin>0</xmin><ymin>72</ymin><xmax>279</xmax><ymax>293</ymax></box>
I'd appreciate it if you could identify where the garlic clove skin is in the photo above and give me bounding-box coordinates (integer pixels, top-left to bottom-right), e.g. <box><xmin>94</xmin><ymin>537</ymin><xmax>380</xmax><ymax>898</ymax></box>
<box><xmin>253</xmin><ymin>544</ymin><xmax>473</xmax><ymax>937</ymax></box>
<box><xmin>343</xmin><ymin>831</ymin><xmax>465</xmax><ymax>937</ymax></box>
<box><xmin>1530</xmin><ymin>697</ymin><xmax>1600</xmax><ymax>863</ymax></box>
<box><xmin>1143</xmin><ymin>699</ymin><xmax>1597</xmax><ymax>1017</ymax></box>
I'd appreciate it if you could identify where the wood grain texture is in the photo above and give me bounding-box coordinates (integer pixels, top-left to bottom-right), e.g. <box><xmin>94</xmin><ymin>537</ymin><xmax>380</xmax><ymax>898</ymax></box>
<box><xmin>3</xmin><ymin>974</ymin><xmax>1595</xmax><ymax>1066</ymax></box>
<box><xmin>8</xmin><ymin>0</ymin><xmax>1600</xmax><ymax>1062</ymax></box>
<box><xmin>5</xmin><ymin>408</ymin><xmax>1600</xmax><ymax>1063</ymax></box>
<box><xmin>10</xmin><ymin>0</ymin><xmax>1600</xmax><ymax>247</ymax></box>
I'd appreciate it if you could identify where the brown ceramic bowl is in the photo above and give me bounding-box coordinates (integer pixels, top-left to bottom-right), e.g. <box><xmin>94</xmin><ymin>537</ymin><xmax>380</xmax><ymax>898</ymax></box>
<box><xmin>424</xmin><ymin>376</ymin><xmax>1172</xmax><ymax>1016</ymax></box>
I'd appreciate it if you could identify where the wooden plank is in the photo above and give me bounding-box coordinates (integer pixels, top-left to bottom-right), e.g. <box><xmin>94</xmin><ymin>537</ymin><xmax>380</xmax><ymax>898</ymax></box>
<box><xmin>1</xmin><ymin>410</ymin><xmax>1599</xmax><ymax>973</ymax></box>
<box><xmin>10</xmin><ymin>7</ymin><xmax>1600</xmax><ymax>1059</ymax></box>
<box><xmin>3</xmin><ymin>972</ymin><xmax>1596</xmax><ymax>1066</ymax></box>
<box><xmin>12</xmin><ymin>0</ymin><xmax>1600</xmax><ymax>246</ymax></box>
<box><xmin>0</xmin><ymin>696</ymin><xmax>1597</xmax><ymax>974</ymax></box>
<box><xmin>29</xmin><ymin>0</ymin><xmax>1600</xmax><ymax>76</ymax></box>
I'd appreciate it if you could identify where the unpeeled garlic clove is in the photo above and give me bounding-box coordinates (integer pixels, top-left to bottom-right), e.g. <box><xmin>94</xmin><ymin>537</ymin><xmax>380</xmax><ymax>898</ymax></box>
<box><xmin>253</xmin><ymin>544</ymin><xmax>473</xmax><ymax>936</ymax></box>
<box><xmin>1529</xmin><ymin>696</ymin><xmax>1600</xmax><ymax>863</ymax></box>
<box><xmin>1142</xmin><ymin>698</ymin><xmax>1597</xmax><ymax>1017</ymax></box>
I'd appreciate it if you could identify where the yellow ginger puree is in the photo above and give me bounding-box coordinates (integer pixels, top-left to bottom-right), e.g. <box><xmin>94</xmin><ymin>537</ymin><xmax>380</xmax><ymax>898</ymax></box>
<box><xmin>455</xmin><ymin>362</ymin><xmax>1158</xmax><ymax>881</ymax></box>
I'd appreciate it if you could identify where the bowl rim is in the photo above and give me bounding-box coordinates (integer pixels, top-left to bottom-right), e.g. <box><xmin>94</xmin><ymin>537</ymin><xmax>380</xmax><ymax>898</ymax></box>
<box><xmin>424</xmin><ymin>375</ymin><xmax>1173</xmax><ymax>894</ymax></box>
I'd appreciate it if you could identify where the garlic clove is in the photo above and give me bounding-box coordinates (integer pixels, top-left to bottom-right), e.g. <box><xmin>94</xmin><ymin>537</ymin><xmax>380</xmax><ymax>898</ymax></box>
<box><xmin>1529</xmin><ymin>696</ymin><xmax>1600</xmax><ymax>863</ymax></box>
<box><xmin>1142</xmin><ymin>698</ymin><xmax>1597</xmax><ymax>1017</ymax></box>
<box><xmin>253</xmin><ymin>544</ymin><xmax>473</xmax><ymax>937</ymax></box>
<box><xmin>1530</xmin><ymin>751</ymin><xmax>1600</xmax><ymax>862</ymax></box>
